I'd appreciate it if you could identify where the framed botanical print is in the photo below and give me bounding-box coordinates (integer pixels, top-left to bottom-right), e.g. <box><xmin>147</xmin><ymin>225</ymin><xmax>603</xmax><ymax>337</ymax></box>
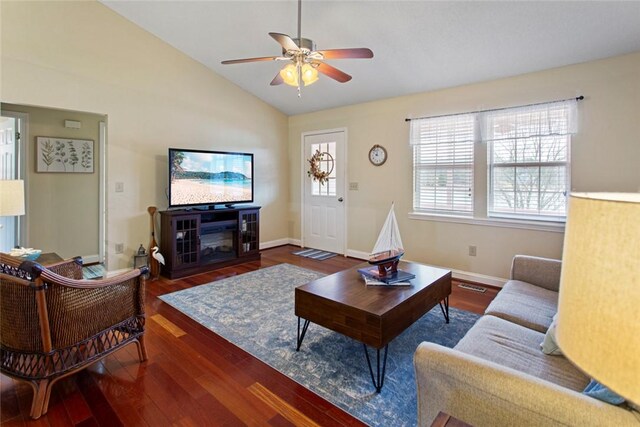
<box><xmin>36</xmin><ymin>137</ymin><xmax>94</xmax><ymax>173</ymax></box>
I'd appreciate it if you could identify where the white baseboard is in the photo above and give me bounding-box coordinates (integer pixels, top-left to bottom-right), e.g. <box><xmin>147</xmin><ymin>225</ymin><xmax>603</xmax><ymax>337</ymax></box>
<box><xmin>450</xmin><ymin>269</ymin><xmax>506</xmax><ymax>288</ymax></box>
<box><xmin>288</xmin><ymin>238</ymin><xmax>302</xmax><ymax>247</ymax></box>
<box><xmin>260</xmin><ymin>238</ymin><xmax>295</xmax><ymax>250</ymax></box>
<box><xmin>340</xmin><ymin>249</ymin><xmax>505</xmax><ymax>287</ymax></box>
<box><xmin>401</xmin><ymin>256</ymin><xmax>506</xmax><ymax>288</ymax></box>
<box><xmin>346</xmin><ymin>249</ymin><xmax>368</xmax><ymax>260</ymax></box>
<box><xmin>236</xmin><ymin>239</ymin><xmax>507</xmax><ymax>288</ymax></box>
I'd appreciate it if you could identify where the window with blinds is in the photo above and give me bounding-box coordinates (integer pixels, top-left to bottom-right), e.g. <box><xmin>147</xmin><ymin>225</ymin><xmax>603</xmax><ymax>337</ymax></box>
<box><xmin>410</xmin><ymin>99</ymin><xmax>577</xmax><ymax>223</ymax></box>
<box><xmin>484</xmin><ymin>101</ymin><xmax>575</xmax><ymax>221</ymax></box>
<box><xmin>411</xmin><ymin>114</ymin><xmax>475</xmax><ymax>215</ymax></box>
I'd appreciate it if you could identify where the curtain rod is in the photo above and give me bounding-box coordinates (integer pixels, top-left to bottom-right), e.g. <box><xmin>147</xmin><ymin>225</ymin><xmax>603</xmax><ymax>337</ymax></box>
<box><xmin>404</xmin><ymin>95</ymin><xmax>584</xmax><ymax>122</ymax></box>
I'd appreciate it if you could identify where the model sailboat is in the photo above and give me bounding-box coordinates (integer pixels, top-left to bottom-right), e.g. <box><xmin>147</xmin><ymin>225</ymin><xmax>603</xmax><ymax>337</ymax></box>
<box><xmin>369</xmin><ymin>203</ymin><xmax>405</xmax><ymax>276</ymax></box>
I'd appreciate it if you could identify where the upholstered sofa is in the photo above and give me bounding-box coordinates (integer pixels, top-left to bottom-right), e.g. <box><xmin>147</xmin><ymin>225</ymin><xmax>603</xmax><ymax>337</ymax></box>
<box><xmin>414</xmin><ymin>255</ymin><xmax>640</xmax><ymax>426</ymax></box>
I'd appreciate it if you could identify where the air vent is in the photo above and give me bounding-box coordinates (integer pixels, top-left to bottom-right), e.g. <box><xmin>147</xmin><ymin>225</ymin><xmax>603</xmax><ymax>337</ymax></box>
<box><xmin>458</xmin><ymin>283</ymin><xmax>486</xmax><ymax>293</ymax></box>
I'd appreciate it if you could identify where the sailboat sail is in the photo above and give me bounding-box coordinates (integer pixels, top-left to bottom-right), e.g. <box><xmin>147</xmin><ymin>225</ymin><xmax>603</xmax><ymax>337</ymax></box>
<box><xmin>371</xmin><ymin>203</ymin><xmax>404</xmax><ymax>259</ymax></box>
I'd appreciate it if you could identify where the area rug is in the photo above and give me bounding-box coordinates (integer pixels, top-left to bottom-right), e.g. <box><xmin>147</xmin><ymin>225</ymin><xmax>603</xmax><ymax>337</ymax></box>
<box><xmin>292</xmin><ymin>248</ymin><xmax>338</xmax><ymax>260</ymax></box>
<box><xmin>159</xmin><ymin>264</ymin><xmax>479</xmax><ymax>426</ymax></box>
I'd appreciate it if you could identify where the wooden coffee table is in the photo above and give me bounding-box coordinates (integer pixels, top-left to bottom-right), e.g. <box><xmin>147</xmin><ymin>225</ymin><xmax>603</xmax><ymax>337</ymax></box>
<box><xmin>295</xmin><ymin>260</ymin><xmax>451</xmax><ymax>392</ymax></box>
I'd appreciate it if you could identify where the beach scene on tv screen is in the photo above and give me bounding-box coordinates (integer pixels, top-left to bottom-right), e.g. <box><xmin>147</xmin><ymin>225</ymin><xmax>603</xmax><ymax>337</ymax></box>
<box><xmin>170</xmin><ymin>150</ymin><xmax>252</xmax><ymax>205</ymax></box>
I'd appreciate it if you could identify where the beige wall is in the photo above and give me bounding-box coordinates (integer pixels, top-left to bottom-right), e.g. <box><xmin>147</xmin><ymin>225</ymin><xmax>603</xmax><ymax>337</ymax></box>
<box><xmin>1</xmin><ymin>103</ymin><xmax>104</xmax><ymax>260</ymax></box>
<box><xmin>3</xmin><ymin>1</ymin><xmax>638</xmax><ymax>279</ymax></box>
<box><xmin>1</xmin><ymin>1</ymin><xmax>290</xmax><ymax>270</ymax></box>
<box><xmin>289</xmin><ymin>52</ymin><xmax>640</xmax><ymax>280</ymax></box>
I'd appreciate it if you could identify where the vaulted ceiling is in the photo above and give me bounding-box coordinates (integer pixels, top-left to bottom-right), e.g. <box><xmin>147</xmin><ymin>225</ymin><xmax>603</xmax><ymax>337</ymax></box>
<box><xmin>102</xmin><ymin>1</ymin><xmax>640</xmax><ymax>115</ymax></box>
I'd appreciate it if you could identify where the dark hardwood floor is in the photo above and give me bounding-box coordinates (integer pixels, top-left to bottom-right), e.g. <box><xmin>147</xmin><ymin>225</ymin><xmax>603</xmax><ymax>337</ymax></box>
<box><xmin>1</xmin><ymin>245</ymin><xmax>499</xmax><ymax>426</ymax></box>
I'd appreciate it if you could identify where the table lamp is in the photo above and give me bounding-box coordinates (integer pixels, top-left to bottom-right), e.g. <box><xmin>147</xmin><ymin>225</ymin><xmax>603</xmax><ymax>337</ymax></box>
<box><xmin>556</xmin><ymin>192</ymin><xmax>640</xmax><ymax>404</ymax></box>
<box><xmin>0</xmin><ymin>180</ymin><xmax>25</xmax><ymax>217</ymax></box>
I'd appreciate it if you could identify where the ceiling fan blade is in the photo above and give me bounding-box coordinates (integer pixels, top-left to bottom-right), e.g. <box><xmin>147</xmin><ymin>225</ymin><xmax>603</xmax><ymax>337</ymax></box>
<box><xmin>316</xmin><ymin>48</ymin><xmax>374</xmax><ymax>60</ymax></box>
<box><xmin>315</xmin><ymin>62</ymin><xmax>352</xmax><ymax>83</ymax></box>
<box><xmin>221</xmin><ymin>56</ymin><xmax>284</xmax><ymax>65</ymax></box>
<box><xmin>269</xmin><ymin>32</ymin><xmax>300</xmax><ymax>51</ymax></box>
<box><xmin>270</xmin><ymin>72</ymin><xmax>284</xmax><ymax>86</ymax></box>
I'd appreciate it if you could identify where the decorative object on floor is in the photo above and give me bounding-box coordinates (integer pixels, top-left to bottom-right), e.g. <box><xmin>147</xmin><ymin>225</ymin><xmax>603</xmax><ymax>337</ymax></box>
<box><xmin>0</xmin><ymin>253</ymin><xmax>148</xmax><ymax>419</ymax></box>
<box><xmin>557</xmin><ymin>192</ymin><xmax>640</xmax><ymax>405</ymax></box>
<box><xmin>221</xmin><ymin>0</ymin><xmax>373</xmax><ymax>96</ymax></box>
<box><xmin>151</xmin><ymin>246</ymin><xmax>165</xmax><ymax>266</ymax></box>
<box><xmin>369</xmin><ymin>202</ymin><xmax>405</xmax><ymax>276</ymax></box>
<box><xmin>159</xmin><ymin>263</ymin><xmax>478</xmax><ymax>426</ymax></box>
<box><xmin>147</xmin><ymin>206</ymin><xmax>160</xmax><ymax>280</ymax></box>
<box><xmin>35</xmin><ymin>137</ymin><xmax>93</xmax><ymax>173</ymax></box>
<box><xmin>134</xmin><ymin>244</ymin><xmax>148</xmax><ymax>269</ymax></box>
<box><xmin>292</xmin><ymin>248</ymin><xmax>337</xmax><ymax>261</ymax></box>
<box><xmin>306</xmin><ymin>149</ymin><xmax>334</xmax><ymax>185</ymax></box>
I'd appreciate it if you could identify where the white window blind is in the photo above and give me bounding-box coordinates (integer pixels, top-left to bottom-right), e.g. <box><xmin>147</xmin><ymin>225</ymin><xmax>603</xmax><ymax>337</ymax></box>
<box><xmin>411</xmin><ymin>114</ymin><xmax>475</xmax><ymax>215</ymax></box>
<box><xmin>484</xmin><ymin>100</ymin><xmax>577</xmax><ymax>221</ymax></box>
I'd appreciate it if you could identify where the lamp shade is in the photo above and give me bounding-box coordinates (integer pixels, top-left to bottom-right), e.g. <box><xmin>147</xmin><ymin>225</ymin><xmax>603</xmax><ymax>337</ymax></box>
<box><xmin>301</xmin><ymin>63</ymin><xmax>319</xmax><ymax>86</ymax></box>
<box><xmin>280</xmin><ymin>63</ymin><xmax>299</xmax><ymax>87</ymax></box>
<box><xmin>0</xmin><ymin>180</ymin><xmax>25</xmax><ymax>216</ymax></box>
<box><xmin>556</xmin><ymin>192</ymin><xmax>640</xmax><ymax>404</ymax></box>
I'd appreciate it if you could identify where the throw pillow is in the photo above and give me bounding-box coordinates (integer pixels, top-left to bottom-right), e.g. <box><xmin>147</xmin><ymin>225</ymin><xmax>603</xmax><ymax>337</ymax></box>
<box><xmin>582</xmin><ymin>379</ymin><xmax>625</xmax><ymax>405</ymax></box>
<box><xmin>541</xmin><ymin>313</ymin><xmax>562</xmax><ymax>355</ymax></box>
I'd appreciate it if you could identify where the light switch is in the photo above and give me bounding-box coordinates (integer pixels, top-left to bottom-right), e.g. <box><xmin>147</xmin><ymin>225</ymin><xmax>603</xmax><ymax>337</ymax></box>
<box><xmin>115</xmin><ymin>182</ymin><xmax>124</xmax><ymax>193</ymax></box>
<box><xmin>349</xmin><ymin>182</ymin><xmax>359</xmax><ymax>191</ymax></box>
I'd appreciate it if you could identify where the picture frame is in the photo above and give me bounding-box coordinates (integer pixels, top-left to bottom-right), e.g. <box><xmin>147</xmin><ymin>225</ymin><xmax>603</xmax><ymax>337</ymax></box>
<box><xmin>36</xmin><ymin>137</ymin><xmax>94</xmax><ymax>173</ymax></box>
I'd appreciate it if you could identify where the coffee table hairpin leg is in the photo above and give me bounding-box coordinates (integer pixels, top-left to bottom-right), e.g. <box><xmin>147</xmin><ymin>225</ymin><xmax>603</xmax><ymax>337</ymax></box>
<box><xmin>438</xmin><ymin>296</ymin><xmax>450</xmax><ymax>324</ymax></box>
<box><xmin>363</xmin><ymin>344</ymin><xmax>389</xmax><ymax>393</ymax></box>
<box><xmin>296</xmin><ymin>317</ymin><xmax>310</xmax><ymax>351</ymax></box>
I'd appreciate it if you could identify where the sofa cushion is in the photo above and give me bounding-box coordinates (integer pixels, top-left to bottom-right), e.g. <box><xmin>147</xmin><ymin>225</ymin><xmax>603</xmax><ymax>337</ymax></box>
<box><xmin>583</xmin><ymin>379</ymin><xmax>626</xmax><ymax>405</ymax></box>
<box><xmin>541</xmin><ymin>313</ymin><xmax>563</xmax><ymax>355</ymax></box>
<box><xmin>484</xmin><ymin>280</ymin><xmax>558</xmax><ymax>333</ymax></box>
<box><xmin>454</xmin><ymin>315</ymin><xmax>589</xmax><ymax>392</ymax></box>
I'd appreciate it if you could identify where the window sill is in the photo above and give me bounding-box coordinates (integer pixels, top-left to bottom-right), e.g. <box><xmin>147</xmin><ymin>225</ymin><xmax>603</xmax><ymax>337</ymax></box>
<box><xmin>408</xmin><ymin>212</ymin><xmax>565</xmax><ymax>233</ymax></box>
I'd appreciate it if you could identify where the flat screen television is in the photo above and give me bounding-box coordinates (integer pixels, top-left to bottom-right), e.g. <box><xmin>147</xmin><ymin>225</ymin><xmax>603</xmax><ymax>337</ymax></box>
<box><xmin>168</xmin><ymin>148</ymin><xmax>253</xmax><ymax>208</ymax></box>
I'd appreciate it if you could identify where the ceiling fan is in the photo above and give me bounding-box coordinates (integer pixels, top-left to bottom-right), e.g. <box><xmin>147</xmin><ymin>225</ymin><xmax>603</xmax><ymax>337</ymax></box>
<box><xmin>221</xmin><ymin>0</ymin><xmax>373</xmax><ymax>95</ymax></box>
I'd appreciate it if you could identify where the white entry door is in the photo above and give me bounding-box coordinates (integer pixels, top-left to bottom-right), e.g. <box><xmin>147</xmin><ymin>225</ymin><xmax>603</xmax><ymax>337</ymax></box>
<box><xmin>302</xmin><ymin>130</ymin><xmax>346</xmax><ymax>254</ymax></box>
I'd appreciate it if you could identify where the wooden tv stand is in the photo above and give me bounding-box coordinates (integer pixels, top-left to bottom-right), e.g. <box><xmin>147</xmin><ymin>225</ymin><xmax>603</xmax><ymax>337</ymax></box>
<box><xmin>159</xmin><ymin>206</ymin><xmax>260</xmax><ymax>279</ymax></box>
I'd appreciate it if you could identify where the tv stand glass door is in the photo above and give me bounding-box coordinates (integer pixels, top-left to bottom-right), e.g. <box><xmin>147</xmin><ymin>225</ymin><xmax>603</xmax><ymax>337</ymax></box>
<box><xmin>173</xmin><ymin>215</ymin><xmax>199</xmax><ymax>268</ymax></box>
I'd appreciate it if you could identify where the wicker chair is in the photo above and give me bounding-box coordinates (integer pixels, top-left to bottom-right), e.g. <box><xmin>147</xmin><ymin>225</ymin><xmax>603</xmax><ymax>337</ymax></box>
<box><xmin>0</xmin><ymin>254</ymin><xmax>148</xmax><ymax>419</ymax></box>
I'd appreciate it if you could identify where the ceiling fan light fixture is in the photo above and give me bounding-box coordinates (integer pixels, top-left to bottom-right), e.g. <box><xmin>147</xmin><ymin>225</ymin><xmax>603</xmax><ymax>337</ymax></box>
<box><xmin>221</xmin><ymin>0</ymin><xmax>373</xmax><ymax>91</ymax></box>
<box><xmin>301</xmin><ymin>63</ymin><xmax>318</xmax><ymax>86</ymax></box>
<box><xmin>280</xmin><ymin>63</ymin><xmax>299</xmax><ymax>86</ymax></box>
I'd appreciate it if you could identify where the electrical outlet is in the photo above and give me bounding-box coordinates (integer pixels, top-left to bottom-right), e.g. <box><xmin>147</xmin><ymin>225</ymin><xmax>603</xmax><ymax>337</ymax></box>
<box><xmin>115</xmin><ymin>182</ymin><xmax>124</xmax><ymax>193</ymax></box>
<box><xmin>349</xmin><ymin>182</ymin><xmax>359</xmax><ymax>191</ymax></box>
<box><xmin>468</xmin><ymin>245</ymin><xmax>477</xmax><ymax>257</ymax></box>
<box><xmin>115</xmin><ymin>243</ymin><xmax>124</xmax><ymax>254</ymax></box>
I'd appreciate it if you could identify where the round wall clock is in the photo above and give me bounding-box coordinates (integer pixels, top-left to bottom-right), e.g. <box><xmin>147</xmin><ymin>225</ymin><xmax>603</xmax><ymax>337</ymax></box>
<box><xmin>368</xmin><ymin>144</ymin><xmax>387</xmax><ymax>166</ymax></box>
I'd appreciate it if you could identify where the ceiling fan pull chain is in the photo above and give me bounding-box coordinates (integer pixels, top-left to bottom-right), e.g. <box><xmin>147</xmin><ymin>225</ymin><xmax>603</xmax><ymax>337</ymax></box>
<box><xmin>298</xmin><ymin>63</ymin><xmax>302</xmax><ymax>97</ymax></box>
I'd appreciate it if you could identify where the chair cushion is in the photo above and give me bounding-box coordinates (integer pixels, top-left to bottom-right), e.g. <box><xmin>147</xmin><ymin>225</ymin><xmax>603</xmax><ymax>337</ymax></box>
<box><xmin>484</xmin><ymin>280</ymin><xmax>558</xmax><ymax>333</ymax></box>
<box><xmin>454</xmin><ymin>315</ymin><xmax>589</xmax><ymax>392</ymax></box>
